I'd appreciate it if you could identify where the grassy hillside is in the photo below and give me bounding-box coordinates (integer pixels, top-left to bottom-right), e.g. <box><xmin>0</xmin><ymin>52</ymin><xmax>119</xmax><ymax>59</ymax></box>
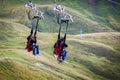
<box><xmin>0</xmin><ymin>0</ymin><xmax>120</xmax><ymax>80</ymax></box>
<box><xmin>1</xmin><ymin>0</ymin><xmax>120</xmax><ymax>34</ymax></box>
<box><xmin>0</xmin><ymin>19</ymin><xmax>120</xmax><ymax>80</ymax></box>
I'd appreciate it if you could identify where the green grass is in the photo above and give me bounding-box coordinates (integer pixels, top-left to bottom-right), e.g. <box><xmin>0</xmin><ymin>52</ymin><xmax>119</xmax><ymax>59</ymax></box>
<box><xmin>0</xmin><ymin>0</ymin><xmax>120</xmax><ymax>80</ymax></box>
<box><xmin>0</xmin><ymin>18</ymin><xmax>120</xmax><ymax>80</ymax></box>
<box><xmin>0</xmin><ymin>59</ymin><xmax>59</xmax><ymax>80</ymax></box>
<box><xmin>0</xmin><ymin>21</ymin><xmax>15</xmax><ymax>40</ymax></box>
<box><xmin>67</xmin><ymin>39</ymin><xmax>120</xmax><ymax>80</ymax></box>
<box><xmin>1</xmin><ymin>0</ymin><xmax>120</xmax><ymax>34</ymax></box>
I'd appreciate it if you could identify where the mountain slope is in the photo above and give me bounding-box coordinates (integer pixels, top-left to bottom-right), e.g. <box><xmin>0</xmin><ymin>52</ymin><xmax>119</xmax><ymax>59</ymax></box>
<box><xmin>0</xmin><ymin>0</ymin><xmax>120</xmax><ymax>80</ymax></box>
<box><xmin>0</xmin><ymin>20</ymin><xmax>93</xmax><ymax>80</ymax></box>
<box><xmin>1</xmin><ymin>0</ymin><xmax>120</xmax><ymax>34</ymax></box>
<box><xmin>0</xmin><ymin>19</ymin><xmax>120</xmax><ymax>80</ymax></box>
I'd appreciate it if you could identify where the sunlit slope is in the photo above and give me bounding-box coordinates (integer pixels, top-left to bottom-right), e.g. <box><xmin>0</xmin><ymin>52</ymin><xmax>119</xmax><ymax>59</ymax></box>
<box><xmin>0</xmin><ymin>0</ymin><xmax>120</xmax><ymax>80</ymax></box>
<box><xmin>67</xmin><ymin>32</ymin><xmax>120</xmax><ymax>80</ymax></box>
<box><xmin>0</xmin><ymin>20</ymin><xmax>59</xmax><ymax>80</ymax></box>
<box><xmin>75</xmin><ymin>32</ymin><xmax>120</xmax><ymax>52</ymax></box>
<box><xmin>0</xmin><ymin>20</ymin><xmax>92</xmax><ymax>80</ymax></box>
<box><xmin>0</xmin><ymin>19</ymin><xmax>120</xmax><ymax>80</ymax></box>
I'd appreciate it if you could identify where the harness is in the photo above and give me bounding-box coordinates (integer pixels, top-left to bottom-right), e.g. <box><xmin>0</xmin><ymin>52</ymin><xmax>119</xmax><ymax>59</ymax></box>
<box><xmin>54</xmin><ymin>18</ymin><xmax>69</xmax><ymax>57</ymax></box>
<box><xmin>26</xmin><ymin>16</ymin><xmax>40</xmax><ymax>52</ymax></box>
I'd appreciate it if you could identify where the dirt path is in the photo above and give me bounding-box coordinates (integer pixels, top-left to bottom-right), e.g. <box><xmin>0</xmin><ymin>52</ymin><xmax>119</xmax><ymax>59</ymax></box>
<box><xmin>34</xmin><ymin>62</ymin><xmax>60</xmax><ymax>71</ymax></box>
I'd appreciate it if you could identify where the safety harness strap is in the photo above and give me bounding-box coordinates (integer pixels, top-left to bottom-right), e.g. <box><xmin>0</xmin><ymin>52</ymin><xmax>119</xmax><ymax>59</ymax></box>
<box><xmin>58</xmin><ymin>20</ymin><xmax>62</xmax><ymax>40</ymax></box>
<box><xmin>34</xmin><ymin>18</ymin><xmax>39</xmax><ymax>37</ymax></box>
<box><xmin>59</xmin><ymin>19</ymin><xmax>69</xmax><ymax>43</ymax></box>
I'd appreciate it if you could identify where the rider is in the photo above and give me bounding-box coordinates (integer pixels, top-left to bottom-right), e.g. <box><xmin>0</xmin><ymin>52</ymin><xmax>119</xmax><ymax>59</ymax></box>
<box><xmin>54</xmin><ymin>36</ymin><xmax>68</xmax><ymax>62</ymax></box>
<box><xmin>58</xmin><ymin>37</ymin><xmax>68</xmax><ymax>62</ymax></box>
<box><xmin>26</xmin><ymin>1</ymin><xmax>33</xmax><ymax>8</ymax></box>
<box><xmin>26</xmin><ymin>0</ymin><xmax>36</xmax><ymax>10</ymax></box>
<box><xmin>26</xmin><ymin>27</ymin><xmax>39</xmax><ymax>55</ymax></box>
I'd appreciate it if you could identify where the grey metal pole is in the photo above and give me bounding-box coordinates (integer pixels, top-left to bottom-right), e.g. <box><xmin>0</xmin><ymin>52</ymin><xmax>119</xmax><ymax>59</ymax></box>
<box><xmin>80</xmin><ymin>27</ymin><xmax>82</xmax><ymax>39</ymax></box>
